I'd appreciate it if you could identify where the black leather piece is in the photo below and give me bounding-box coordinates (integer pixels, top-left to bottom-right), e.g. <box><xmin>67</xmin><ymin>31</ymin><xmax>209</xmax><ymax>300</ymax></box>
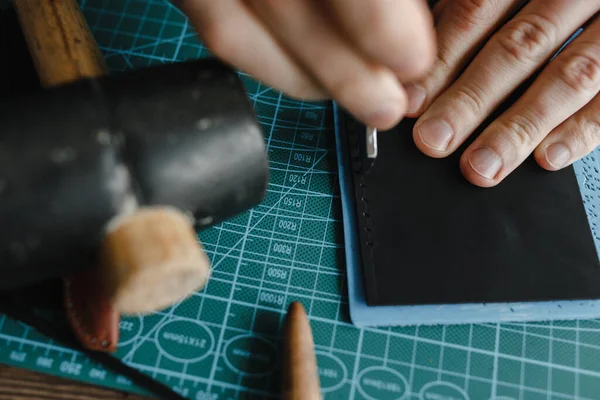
<box><xmin>342</xmin><ymin>113</ymin><xmax>600</xmax><ymax>307</ymax></box>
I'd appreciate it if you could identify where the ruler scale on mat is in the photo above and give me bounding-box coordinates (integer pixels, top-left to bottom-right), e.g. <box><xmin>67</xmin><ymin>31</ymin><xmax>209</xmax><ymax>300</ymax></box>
<box><xmin>2</xmin><ymin>1</ymin><xmax>600</xmax><ymax>399</ymax></box>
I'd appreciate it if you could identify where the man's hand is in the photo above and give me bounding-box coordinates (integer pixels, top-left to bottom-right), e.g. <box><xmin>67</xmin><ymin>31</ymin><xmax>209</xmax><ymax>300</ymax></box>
<box><xmin>406</xmin><ymin>0</ymin><xmax>600</xmax><ymax>187</ymax></box>
<box><xmin>180</xmin><ymin>0</ymin><xmax>436</xmax><ymax>130</ymax></box>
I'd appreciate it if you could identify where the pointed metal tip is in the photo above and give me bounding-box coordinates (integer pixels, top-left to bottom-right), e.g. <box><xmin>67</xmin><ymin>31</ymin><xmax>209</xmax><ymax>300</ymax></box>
<box><xmin>366</xmin><ymin>126</ymin><xmax>378</xmax><ymax>159</ymax></box>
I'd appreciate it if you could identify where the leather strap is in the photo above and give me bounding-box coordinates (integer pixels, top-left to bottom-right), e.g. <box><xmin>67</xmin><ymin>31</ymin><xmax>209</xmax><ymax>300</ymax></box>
<box><xmin>0</xmin><ymin>295</ymin><xmax>184</xmax><ymax>400</ymax></box>
<box><xmin>63</xmin><ymin>267</ymin><xmax>120</xmax><ymax>353</ymax></box>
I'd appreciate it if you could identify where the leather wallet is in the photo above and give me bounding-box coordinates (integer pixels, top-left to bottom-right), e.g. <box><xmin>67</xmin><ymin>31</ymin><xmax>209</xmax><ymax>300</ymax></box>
<box><xmin>339</xmin><ymin>102</ymin><xmax>600</xmax><ymax>308</ymax></box>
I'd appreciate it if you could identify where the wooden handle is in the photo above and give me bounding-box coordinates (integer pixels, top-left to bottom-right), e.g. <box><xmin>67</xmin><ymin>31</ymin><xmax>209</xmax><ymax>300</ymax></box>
<box><xmin>13</xmin><ymin>0</ymin><xmax>108</xmax><ymax>86</ymax></box>
<box><xmin>14</xmin><ymin>0</ymin><xmax>212</xmax><ymax>315</ymax></box>
<box><xmin>282</xmin><ymin>302</ymin><xmax>321</xmax><ymax>400</ymax></box>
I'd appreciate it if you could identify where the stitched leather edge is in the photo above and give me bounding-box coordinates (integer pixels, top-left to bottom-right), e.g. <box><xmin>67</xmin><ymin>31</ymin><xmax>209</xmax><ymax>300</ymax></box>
<box><xmin>346</xmin><ymin>117</ymin><xmax>379</xmax><ymax>304</ymax></box>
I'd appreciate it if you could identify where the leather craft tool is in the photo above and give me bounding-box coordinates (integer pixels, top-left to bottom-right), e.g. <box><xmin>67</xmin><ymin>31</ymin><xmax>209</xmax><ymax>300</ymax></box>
<box><xmin>360</xmin><ymin>125</ymin><xmax>378</xmax><ymax>174</ymax></box>
<box><xmin>0</xmin><ymin>289</ymin><xmax>322</xmax><ymax>399</ymax></box>
<box><xmin>345</xmin><ymin>113</ymin><xmax>377</xmax><ymax>175</ymax></box>
<box><xmin>1</xmin><ymin>0</ymin><xmax>269</xmax><ymax>353</ymax></box>
<box><xmin>281</xmin><ymin>301</ymin><xmax>321</xmax><ymax>400</ymax></box>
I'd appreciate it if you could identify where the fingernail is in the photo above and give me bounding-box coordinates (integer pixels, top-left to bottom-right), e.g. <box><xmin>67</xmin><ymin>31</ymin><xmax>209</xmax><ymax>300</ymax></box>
<box><xmin>545</xmin><ymin>143</ymin><xmax>571</xmax><ymax>169</ymax></box>
<box><xmin>468</xmin><ymin>147</ymin><xmax>502</xmax><ymax>179</ymax></box>
<box><xmin>417</xmin><ymin>118</ymin><xmax>453</xmax><ymax>151</ymax></box>
<box><xmin>405</xmin><ymin>84</ymin><xmax>426</xmax><ymax>114</ymax></box>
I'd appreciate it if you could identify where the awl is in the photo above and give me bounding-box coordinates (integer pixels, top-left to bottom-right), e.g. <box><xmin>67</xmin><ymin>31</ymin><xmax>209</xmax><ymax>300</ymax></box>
<box><xmin>356</xmin><ymin>124</ymin><xmax>378</xmax><ymax>174</ymax></box>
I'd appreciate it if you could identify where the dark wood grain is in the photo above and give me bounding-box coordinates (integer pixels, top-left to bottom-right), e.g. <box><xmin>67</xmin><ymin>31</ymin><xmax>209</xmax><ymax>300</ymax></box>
<box><xmin>0</xmin><ymin>365</ymin><xmax>152</xmax><ymax>400</ymax></box>
<box><xmin>13</xmin><ymin>0</ymin><xmax>108</xmax><ymax>86</ymax></box>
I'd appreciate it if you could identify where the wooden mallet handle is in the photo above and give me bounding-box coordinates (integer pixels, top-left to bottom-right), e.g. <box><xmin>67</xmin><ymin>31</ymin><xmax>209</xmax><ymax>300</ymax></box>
<box><xmin>14</xmin><ymin>0</ymin><xmax>211</xmax><ymax>314</ymax></box>
<box><xmin>13</xmin><ymin>0</ymin><xmax>108</xmax><ymax>84</ymax></box>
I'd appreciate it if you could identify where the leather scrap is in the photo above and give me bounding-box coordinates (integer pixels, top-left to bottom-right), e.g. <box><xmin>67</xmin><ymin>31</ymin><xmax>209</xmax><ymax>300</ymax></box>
<box><xmin>63</xmin><ymin>267</ymin><xmax>119</xmax><ymax>352</ymax></box>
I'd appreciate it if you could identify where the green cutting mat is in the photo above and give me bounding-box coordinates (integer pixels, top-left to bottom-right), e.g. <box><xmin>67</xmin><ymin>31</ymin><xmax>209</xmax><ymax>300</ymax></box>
<box><xmin>2</xmin><ymin>1</ymin><xmax>600</xmax><ymax>399</ymax></box>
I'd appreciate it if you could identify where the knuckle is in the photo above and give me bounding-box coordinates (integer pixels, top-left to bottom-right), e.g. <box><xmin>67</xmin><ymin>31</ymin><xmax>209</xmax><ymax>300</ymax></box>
<box><xmin>497</xmin><ymin>113</ymin><xmax>543</xmax><ymax>149</ymax></box>
<box><xmin>454</xmin><ymin>84</ymin><xmax>486</xmax><ymax>115</ymax></box>
<box><xmin>450</xmin><ymin>0</ymin><xmax>492</xmax><ymax>31</ymax></box>
<box><xmin>575</xmin><ymin>113</ymin><xmax>600</xmax><ymax>147</ymax></box>
<box><xmin>554</xmin><ymin>46</ymin><xmax>600</xmax><ymax>94</ymax></box>
<box><xmin>434</xmin><ymin>52</ymin><xmax>453</xmax><ymax>75</ymax></box>
<box><xmin>590</xmin><ymin>117</ymin><xmax>600</xmax><ymax>137</ymax></box>
<box><xmin>432</xmin><ymin>42</ymin><xmax>462</xmax><ymax>79</ymax></box>
<box><xmin>496</xmin><ymin>15</ymin><xmax>555</xmax><ymax>64</ymax></box>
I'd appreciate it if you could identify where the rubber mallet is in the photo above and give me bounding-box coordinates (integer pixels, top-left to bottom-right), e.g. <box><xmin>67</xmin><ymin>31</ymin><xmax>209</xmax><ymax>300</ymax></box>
<box><xmin>2</xmin><ymin>0</ymin><xmax>269</xmax><ymax>350</ymax></box>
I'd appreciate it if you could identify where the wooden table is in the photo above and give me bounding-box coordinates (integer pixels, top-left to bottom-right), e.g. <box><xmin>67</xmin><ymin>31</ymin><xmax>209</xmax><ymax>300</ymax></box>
<box><xmin>0</xmin><ymin>365</ymin><xmax>151</xmax><ymax>400</ymax></box>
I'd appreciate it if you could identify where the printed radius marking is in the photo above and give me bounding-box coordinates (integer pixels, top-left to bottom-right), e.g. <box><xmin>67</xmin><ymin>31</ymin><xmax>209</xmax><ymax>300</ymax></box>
<box><xmin>356</xmin><ymin>366</ymin><xmax>409</xmax><ymax>400</ymax></box>
<box><xmin>154</xmin><ymin>318</ymin><xmax>215</xmax><ymax>363</ymax></box>
<box><xmin>315</xmin><ymin>351</ymin><xmax>347</xmax><ymax>393</ymax></box>
<box><xmin>222</xmin><ymin>334</ymin><xmax>278</xmax><ymax>376</ymax></box>
<box><xmin>419</xmin><ymin>381</ymin><xmax>469</xmax><ymax>400</ymax></box>
<box><xmin>118</xmin><ymin>316</ymin><xmax>143</xmax><ymax>347</ymax></box>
